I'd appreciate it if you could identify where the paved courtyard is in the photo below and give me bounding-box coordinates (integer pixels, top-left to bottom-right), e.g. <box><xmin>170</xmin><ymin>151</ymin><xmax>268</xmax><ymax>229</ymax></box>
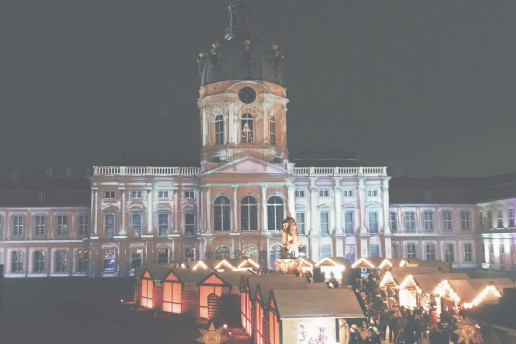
<box><xmin>0</xmin><ymin>277</ymin><xmax>249</xmax><ymax>344</ymax></box>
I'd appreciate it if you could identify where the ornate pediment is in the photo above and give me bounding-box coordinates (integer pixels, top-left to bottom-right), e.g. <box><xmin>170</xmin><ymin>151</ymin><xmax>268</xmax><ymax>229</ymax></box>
<box><xmin>203</xmin><ymin>155</ymin><xmax>291</xmax><ymax>176</ymax></box>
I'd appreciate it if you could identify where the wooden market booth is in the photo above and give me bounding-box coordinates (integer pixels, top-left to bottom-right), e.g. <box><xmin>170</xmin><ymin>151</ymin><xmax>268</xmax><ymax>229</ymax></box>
<box><xmin>315</xmin><ymin>257</ymin><xmax>352</xmax><ymax>285</ymax></box>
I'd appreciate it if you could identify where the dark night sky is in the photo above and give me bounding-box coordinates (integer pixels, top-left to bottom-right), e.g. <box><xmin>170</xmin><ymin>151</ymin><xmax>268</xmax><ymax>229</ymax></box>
<box><xmin>1</xmin><ymin>1</ymin><xmax>515</xmax><ymax>179</ymax></box>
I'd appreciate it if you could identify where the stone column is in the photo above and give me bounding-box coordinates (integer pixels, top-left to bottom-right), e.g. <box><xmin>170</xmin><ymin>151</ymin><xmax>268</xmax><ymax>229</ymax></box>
<box><xmin>206</xmin><ymin>186</ymin><xmax>211</xmax><ymax>233</ymax></box>
<box><xmin>227</xmin><ymin>101</ymin><xmax>235</xmax><ymax>144</ymax></box>
<box><xmin>232</xmin><ymin>185</ymin><xmax>238</xmax><ymax>232</ymax></box>
<box><xmin>309</xmin><ymin>179</ymin><xmax>318</xmax><ymax>235</ymax></box>
<box><xmin>91</xmin><ymin>187</ymin><xmax>98</xmax><ymax>237</ymax></box>
<box><xmin>286</xmin><ymin>183</ymin><xmax>295</xmax><ymax>218</ymax></box>
<box><xmin>173</xmin><ymin>188</ymin><xmax>179</xmax><ymax>233</ymax></box>
<box><xmin>119</xmin><ymin>186</ymin><xmax>126</xmax><ymax>236</ymax></box>
<box><xmin>333</xmin><ymin>178</ymin><xmax>342</xmax><ymax>233</ymax></box>
<box><xmin>358</xmin><ymin>178</ymin><xmax>367</xmax><ymax>234</ymax></box>
<box><xmin>145</xmin><ymin>185</ymin><xmax>154</xmax><ymax>236</ymax></box>
<box><xmin>261</xmin><ymin>186</ymin><xmax>267</xmax><ymax>231</ymax></box>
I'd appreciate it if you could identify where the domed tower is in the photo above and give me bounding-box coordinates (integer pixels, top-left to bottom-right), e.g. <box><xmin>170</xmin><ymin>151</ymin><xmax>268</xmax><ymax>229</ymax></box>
<box><xmin>197</xmin><ymin>1</ymin><xmax>288</xmax><ymax>167</ymax></box>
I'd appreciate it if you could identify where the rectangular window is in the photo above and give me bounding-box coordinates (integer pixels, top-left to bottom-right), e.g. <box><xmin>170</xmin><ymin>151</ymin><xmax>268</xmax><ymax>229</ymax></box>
<box><xmin>158</xmin><ymin>214</ymin><xmax>169</xmax><ymax>237</ymax></box>
<box><xmin>79</xmin><ymin>215</ymin><xmax>89</xmax><ymax>236</ymax></box>
<box><xmin>35</xmin><ymin>215</ymin><xmax>46</xmax><ymax>235</ymax></box>
<box><xmin>104</xmin><ymin>190</ymin><xmax>115</xmax><ymax>199</ymax></box>
<box><xmin>158</xmin><ymin>248</ymin><xmax>169</xmax><ymax>264</ymax></box>
<box><xmin>369</xmin><ymin>211</ymin><xmax>378</xmax><ymax>234</ymax></box>
<box><xmin>321</xmin><ymin>245</ymin><xmax>331</xmax><ymax>259</ymax></box>
<box><xmin>500</xmin><ymin>244</ymin><xmax>505</xmax><ymax>264</ymax></box>
<box><xmin>389</xmin><ymin>212</ymin><xmax>397</xmax><ymax>233</ymax></box>
<box><xmin>406</xmin><ymin>244</ymin><xmax>417</xmax><ymax>259</ymax></box>
<box><xmin>131</xmin><ymin>213</ymin><xmax>143</xmax><ymax>237</ymax></box>
<box><xmin>488</xmin><ymin>210</ymin><xmax>493</xmax><ymax>228</ymax></box>
<box><xmin>509</xmin><ymin>208</ymin><xmax>515</xmax><ymax>227</ymax></box>
<box><xmin>320</xmin><ymin>212</ymin><xmax>329</xmax><ymax>234</ymax></box>
<box><xmin>104</xmin><ymin>249</ymin><xmax>115</xmax><ymax>271</ymax></box>
<box><xmin>442</xmin><ymin>211</ymin><xmax>452</xmax><ymax>232</ymax></box>
<box><xmin>296</xmin><ymin>212</ymin><xmax>305</xmax><ymax>235</ymax></box>
<box><xmin>425</xmin><ymin>243</ymin><xmax>436</xmax><ymax>260</ymax></box>
<box><xmin>345</xmin><ymin>244</ymin><xmax>355</xmax><ymax>262</ymax></box>
<box><xmin>55</xmin><ymin>250</ymin><xmax>68</xmax><ymax>273</ymax></box>
<box><xmin>404</xmin><ymin>212</ymin><xmax>415</xmax><ymax>233</ymax></box>
<box><xmin>423</xmin><ymin>212</ymin><xmax>434</xmax><ymax>232</ymax></box>
<box><xmin>444</xmin><ymin>244</ymin><xmax>454</xmax><ymax>263</ymax></box>
<box><xmin>370</xmin><ymin>244</ymin><xmax>379</xmax><ymax>258</ymax></box>
<box><xmin>319</xmin><ymin>189</ymin><xmax>330</xmax><ymax>198</ymax></box>
<box><xmin>479</xmin><ymin>210</ymin><xmax>484</xmax><ymax>230</ymax></box>
<box><xmin>130</xmin><ymin>249</ymin><xmax>142</xmax><ymax>269</ymax></box>
<box><xmin>104</xmin><ymin>214</ymin><xmax>115</xmax><ymax>238</ymax></box>
<box><xmin>33</xmin><ymin>251</ymin><xmax>45</xmax><ymax>273</ymax></box>
<box><xmin>392</xmin><ymin>243</ymin><xmax>400</xmax><ymax>259</ymax></box>
<box><xmin>11</xmin><ymin>251</ymin><xmax>23</xmax><ymax>273</ymax></box>
<box><xmin>158</xmin><ymin>190</ymin><xmax>169</xmax><ymax>199</ymax></box>
<box><xmin>184</xmin><ymin>191</ymin><xmax>195</xmax><ymax>199</ymax></box>
<box><xmin>344</xmin><ymin>211</ymin><xmax>354</xmax><ymax>234</ymax></box>
<box><xmin>185</xmin><ymin>248</ymin><xmax>195</xmax><ymax>261</ymax></box>
<box><xmin>295</xmin><ymin>189</ymin><xmax>305</xmax><ymax>198</ymax></box>
<box><xmin>270</xmin><ymin>119</ymin><xmax>276</xmax><ymax>145</ymax></box>
<box><xmin>497</xmin><ymin>209</ymin><xmax>504</xmax><ymax>228</ymax></box>
<box><xmin>12</xmin><ymin>216</ymin><xmax>23</xmax><ymax>236</ymax></box>
<box><xmin>77</xmin><ymin>250</ymin><xmax>89</xmax><ymax>273</ymax></box>
<box><xmin>464</xmin><ymin>243</ymin><xmax>472</xmax><ymax>262</ymax></box>
<box><xmin>461</xmin><ymin>211</ymin><xmax>471</xmax><ymax>230</ymax></box>
<box><xmin>57</xmin><ymin>215</ymin><xmax>68</xmax><ymax>236</ymax></box>
<box><xmin>343</xmin><ymin>189</ymin><xmax>353</xmax><ymax>197</ymax></box>
<box><xmin>367</xmin><ymin>189</ymin><xmax>378</xmax><ymax>197</ymax></box>
<box><xmin>185</xmin><ymin>213</ymin><xmax>195</xmax><ymax>237</ymax></box>
<box><xmin>130</xmin><ymin>190</ymin><xmax>143</xmax><ymax>199</ymax></box>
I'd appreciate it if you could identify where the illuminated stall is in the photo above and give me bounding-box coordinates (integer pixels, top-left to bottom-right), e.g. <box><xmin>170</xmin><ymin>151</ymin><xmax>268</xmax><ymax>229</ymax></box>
<box><xmin>315</xmin><ymin>257</ymin><xmax>352</xmax><ymax>284</ymax></box>
<box><xmin>162</xmin><ymin>270</ymin><xmax>182</xmax><ymax>314</ymax></box>
<box><xmin>141</xmin><ymin>270</ymin><xmax>154</xmax><ymax>309</ymax></box>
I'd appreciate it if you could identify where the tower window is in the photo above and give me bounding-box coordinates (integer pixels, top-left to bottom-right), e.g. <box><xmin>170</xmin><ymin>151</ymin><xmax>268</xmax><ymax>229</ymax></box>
<box><xmin>269</xmin><ymin>115</ymin><xmax>276</xmax><ymax>145</ymax></box>
<box><xmin>215</xmin><ymin>115</ymin><xmax>224</xmax><ymax>144</ymax></box>
<box><xmin>241</xmin><ymin>113</ymin><xmax>253</xmax><ymax>142</ymax></box>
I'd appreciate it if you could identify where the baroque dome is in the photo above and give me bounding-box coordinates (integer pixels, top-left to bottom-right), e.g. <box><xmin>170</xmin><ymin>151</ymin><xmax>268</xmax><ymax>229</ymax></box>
<box><xmin>197</xmin><ymin>1</ymin><xmax>286</xmax><ymax>87</ymax></box>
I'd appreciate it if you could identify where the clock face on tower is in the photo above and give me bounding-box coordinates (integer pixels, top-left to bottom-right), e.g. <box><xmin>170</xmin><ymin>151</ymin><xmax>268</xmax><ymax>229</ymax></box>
<box><xmin>238</xmin><ymin>87</ymin><xmax>256</xmax><ymax>104</ymax></box>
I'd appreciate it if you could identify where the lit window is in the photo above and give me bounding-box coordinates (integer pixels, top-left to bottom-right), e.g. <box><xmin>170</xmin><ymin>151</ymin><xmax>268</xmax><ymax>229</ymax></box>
<box><xmin>241</xmin><ymin>196</ymin><xmax>258</xmax><ymax>230</ymax></box>
<box><xmin>319</xmin><ymin>189</ymin><xmax>330</xmax><ymax>198</ymax></box>
<box><xmin>425</xmin><ymin>243</ymin><xmax>436</xmax><ymax>260</ymax></box>
<box><xmin>295</xmin><ymin>189</ymin><xmax>305</xmax><ymax>198</ymax></box>
<box><xmin>103</xmin><ymin>214</ymin><xmax>115</xmax><ymax>238</ymax></box>
<box><xmin>55</xmin><ymin>250</ymin><xmax>68</xmax><ymax>273</ymax></box>
<box><xmin>267</xmin><ymin>196</ymin><xmax>283</xmax><ymax>231</ymax></box>
<box><xmin>296</xmin><ymin>212</ymin><xmax>305</xmax><ymax>235</ymax></box>
<box><xmin>57</xmin><ymin>215</ymin><xmax>68</xmax><ymax>236</ymax></box>
<box><xmin>423</xmin><ymin>212</ymin><xmax>434</xmax><ymax>232</ymax></box>
<box><xmin>404</xmin><ymin>212</ymin><xmax>415</xmax><ymax>233</ymax></box>
<box><xmin>344</xmin><ymin>210</ymin><xmax>354</xmax><ymax>234</ymax></box>
<box><xmin>104</xmin><ymin>190</ymin><xmax>116</xmax><ymax>199</ymax></box>
<box><xmin>158</xmin><ymin>190</ymin><xmax>169</xmax><ymax>199</ymax></box>
<box><xmin>131</xmin><ymin>213</ymin><xmax>143</xmax><ymax>237</ymax></box>
<box><xmin>35</xmin><ymin>215</ymin><xmax>46</xmax><ymax>236</ymax></box>
<box><xmin>345</xmin><ymin>244</ymin><xmax>355</xmax><ymax>262</ymax></box>
<box><xmin>461</xmin><ymin>211</ymin><xmax>471</xmax><ymax>230</ymax></box>
<box><xmin>369</xmin><ymin>211</ymin><xmax>378</xmax><ymax>234</ymax></box>
<box><xmin>216</xmin><ymin>246</ymin><xmax>231</xmax><ymax>260</ymax></box>
<box><xmin>184</xmin><ymin>191</ymin><xmax>195</xmax><ymax>199</ymax></box>
<box><xmin>406</xmin><ymin>244</ymin><xmax>417</xmax><ymax>259</ymax></box>
<box><xmin>444</xmin><ymin>244</ymin><xmax>454</xmax><ymax>262</ymax></box>
<box><xmin>497</xmin><ymin>209</ymin><xmax>504</xmax><ymax>228</ymax></box>
<box><xmin>158</xmin><ymin>214</ymin><xmax>168</xmax><ymax>237</ymax></box>
<box><xmin>269</xmin><ymin>115</ymin><xmax>276</xmax><ymax>145</ymax></box>
<box><xmin>11</xmin><ymin>251</ymin><xmax>23</xmax><ymax>273</ymax></box>
<box><xmin>77</xmin><ymin>250</ymin><xmax>89</xmax><ymax>272</ymax></box>
<box><xmin>241</xmin><ymin>113</ymin><xmax>253</xmax><ymax>142</ymax></box>
<box><xmin>215</xmin><ymin>114</ymin><xmax>224</xmax><ymax>144</ymax></box>
<box><xmin>242</xmin><ymin>245</ymin><xmax>258</xmax><ymax>261</ymax></box>
<box><xmin>185</xmin><ymin>248</ymin><xmax>195</xmax><ymax>261</ymax></box>
<box><xmin>464</xmin><ymin>243</ymin><xmax>472</xmax><ymax>262</ymax></box>
<box><xmin>443</xmin><ymin>211</ymin><xmax>452</xmax><ymax>232</ymax></box>
<box><xmin>320</xmin><ymin>211</ymin><xmax>330</xmax><ymax>234</ymax></box>
<box><xmin>130</xmin><ymin>249</ymin><xmax>142</xmax><ymax>269</ymax></box>
<box><xmin>79</xmin><ymin>215</ymin><xmax>89</xmax><ymax>236</ymax></box>
<box><xmin>33</xmin><ymin>251</ymin><xmax>46</xmax><ymax>273</ymax></box>
<box><xmin>389</xmin><ymin>212</ymin><xmax>397</xmax><ymax>233</ymax></box>
<box><xmin>12</xmin><ymin>216</ymin><xmax>24</xmax><ymax>236</ymax></box>
<box><xmin>130</xmin><ymin>190</ymin><xmax>143</xmax><ymax>199</ymax></box>
<box><xmin>104</xmin><ymin>249</ymin><xmax>115</xmax><ymax>271</ymax></box>
<box><xmin>185</xmin><ymin>213</ymin><xmax>195</xmax><ymax>236</ymax></box>
<box><xmin>158</xmin><ymin>249</ymin><xmax>168</xmax><ymax>264</ymax></box>
<box><xmin>269</xmin><ymin>245</ymin><xmax>282</xmax><ymax>269</ymax></box>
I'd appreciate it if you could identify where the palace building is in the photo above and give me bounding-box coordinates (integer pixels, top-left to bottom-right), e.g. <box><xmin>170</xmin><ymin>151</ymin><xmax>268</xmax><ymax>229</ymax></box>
<box><xmin>0</xmin><ymin>1</ymin><xmax>515</xmax><ymax>277</ymax></box>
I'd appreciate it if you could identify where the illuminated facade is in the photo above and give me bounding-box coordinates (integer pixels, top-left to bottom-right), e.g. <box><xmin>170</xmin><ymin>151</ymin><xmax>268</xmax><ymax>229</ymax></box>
<box><xmin>0</xmin><ymin>2</ymin><xmax>515</xmax><ymax>277</ymax></box>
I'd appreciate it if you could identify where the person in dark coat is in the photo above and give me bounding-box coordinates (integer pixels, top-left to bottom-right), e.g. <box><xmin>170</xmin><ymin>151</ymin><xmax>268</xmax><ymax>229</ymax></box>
<box><xmin>348</xmin><ymin>324</ymin><xmax>363</xmax><ymax>344</ymax></box>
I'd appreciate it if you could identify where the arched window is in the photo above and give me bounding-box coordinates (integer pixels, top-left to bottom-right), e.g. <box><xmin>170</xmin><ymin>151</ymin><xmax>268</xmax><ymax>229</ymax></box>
<box><xmin>269</xmin><ymin>244</ymin><xmax>282</xmax><ymax>269</ymax></box>
<box><xmin>241</xmin><ymin>196</ymin><xmax>257</xmax><ymax>230</ymax></box>
<box><xmin>215</xmin><ymin>115</ymin><xmax>224</xmax><ymax>144</ymax></box>
<box><xmin>241</xmin><ymin>113</ymin><xmax>253</xmax><ymax>142</ymax></box>
<box><xmin>267</xmin><ymin>196</ymin><xmax>284</xmax><ymax>231</ymax></box>
<box><xmin>214</xmin><ymin>196</ymin><xmax>231</xmax><ymax>231</ymax></box>
<box><xmin>269</xmin><ymin>115</ymin><xmax>276</xmax><ymax>145</ymax></box>
<box><xmin>215</xmin><ymin>246</ymin><xmax>231</xmax><ymax>260</ymax></box>
<box><xmin>242</xmin><ymin>244</ymin><xmax>258</xmax><ymax>261</ymax></box>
